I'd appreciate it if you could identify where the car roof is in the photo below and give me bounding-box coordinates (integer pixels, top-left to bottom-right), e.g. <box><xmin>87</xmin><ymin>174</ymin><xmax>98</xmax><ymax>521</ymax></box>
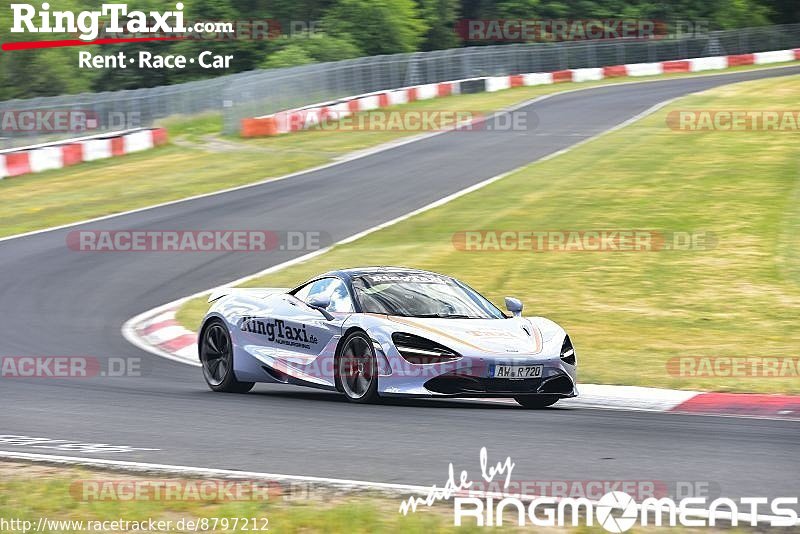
<box><xmin>319</xmin><ymin>266</ymin><xmax>451</xmax><ymax>282</ymax></box>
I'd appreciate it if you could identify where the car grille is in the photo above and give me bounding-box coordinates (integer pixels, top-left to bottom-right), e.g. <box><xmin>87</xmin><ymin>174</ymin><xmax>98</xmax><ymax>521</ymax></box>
<box><xmin>424</xmin><ymin>373</ymin><xmax>573</xmax><ymax>395</ymax></box>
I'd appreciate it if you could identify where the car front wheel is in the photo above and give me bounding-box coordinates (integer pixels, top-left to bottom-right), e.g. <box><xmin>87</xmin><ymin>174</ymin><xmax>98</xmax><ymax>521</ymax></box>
<box><xmin>337</xmin><ymin>331</ymin><xmax>379</xmax><ymax>403</ymax></box>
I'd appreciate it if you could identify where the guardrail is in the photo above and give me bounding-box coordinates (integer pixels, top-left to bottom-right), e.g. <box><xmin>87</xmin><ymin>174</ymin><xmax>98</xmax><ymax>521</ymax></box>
<box><xmin>238</xmin><ymin>48</ymin><xmax>800</xmax><ymax>137</ymax></box>
<box><xmin>0</xmin><ymin>22</ymin><xmax>798</xmax><ymax>146</ymax></box>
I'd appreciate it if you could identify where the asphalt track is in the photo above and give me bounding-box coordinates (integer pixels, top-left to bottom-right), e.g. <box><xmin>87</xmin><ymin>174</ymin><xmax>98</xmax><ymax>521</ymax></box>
<box><xmin>1</xmin><ymin>67</ymin><xmax>798</xmax><ymax>502</ymax></box>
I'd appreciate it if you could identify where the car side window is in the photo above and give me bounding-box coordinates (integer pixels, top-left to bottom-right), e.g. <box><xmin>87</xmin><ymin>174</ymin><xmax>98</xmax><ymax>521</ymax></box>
<box><xmin>294</xmin><ymin>278</ymin><xmax>354</xmax><ymax>313</ymax></box>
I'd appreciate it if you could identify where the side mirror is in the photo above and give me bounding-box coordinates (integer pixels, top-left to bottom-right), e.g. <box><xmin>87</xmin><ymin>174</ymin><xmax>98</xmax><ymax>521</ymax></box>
<box><xmin>307</xmin><ymin>295</ymin><xmax>334</xmax><ymax>320</ymax></box>
<box><xmin>504</xmin><ymin>297</ymin><xmax>523</xmax><ymax>317</ymax></box>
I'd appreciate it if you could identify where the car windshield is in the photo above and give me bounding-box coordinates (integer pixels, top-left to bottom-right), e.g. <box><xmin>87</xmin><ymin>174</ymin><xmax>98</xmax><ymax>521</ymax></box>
<box><xmin>352</xmin><ymin>273</ymin><xmax>505</xmax><ymax>319</ymax></box>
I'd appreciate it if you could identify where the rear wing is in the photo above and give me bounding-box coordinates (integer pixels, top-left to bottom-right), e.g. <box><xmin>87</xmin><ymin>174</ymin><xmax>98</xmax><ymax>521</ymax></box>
<box><xmin>207</xmin><ymin>287</ymin><xmax>290</xmax><ymax>303</ymax></box>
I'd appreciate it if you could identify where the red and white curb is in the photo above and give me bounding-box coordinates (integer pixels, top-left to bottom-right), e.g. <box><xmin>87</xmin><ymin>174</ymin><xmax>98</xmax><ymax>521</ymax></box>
<box><xmin>241</xmin><ymin>48</ymin><xmax>800</xmax><ymax>137</ymax></box>
<box><xmin>126</xmin><ymin>305</ymin><xmax>201</xmax><ymax>366</ymax></box>
<box><xmin>0</xmin><ymin>128</ymin><xmax>168</xmax><ymax>180</ymax></box>
<box><xmin>127</xmin><ymin>305</ymin><xmax>799</xmax><ymax>420</ymax></box>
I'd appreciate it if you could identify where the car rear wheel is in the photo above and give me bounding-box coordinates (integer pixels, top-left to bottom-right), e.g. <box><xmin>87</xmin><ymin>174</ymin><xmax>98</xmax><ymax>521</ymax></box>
<box><xmin>337</xmin><ymin>331</ymin><xmax>379</xmax><ymax>403</ymax></box>
<box><xmin>200</xmin><ymin>319</ymin><xmax>254</xmax><ymax>393</ymax></box>
<box><xmin>514</xmin><ymin>395</ymin><xmax>559</xmax><ymax>409</ymax></box>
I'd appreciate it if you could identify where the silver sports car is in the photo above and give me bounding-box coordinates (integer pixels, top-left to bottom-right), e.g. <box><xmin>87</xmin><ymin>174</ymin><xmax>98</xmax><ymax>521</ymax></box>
<box><xmin>199</xmin><ymin>267</ymin><xmax>577</xmax><ymax>408</ymax></box>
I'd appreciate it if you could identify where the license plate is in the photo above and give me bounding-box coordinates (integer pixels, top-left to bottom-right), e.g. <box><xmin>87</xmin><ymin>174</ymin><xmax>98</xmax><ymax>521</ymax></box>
<box><xmin>491</xmin><ymin>364</ymin><xmax>543</xmax><ymax>379</ymax></box>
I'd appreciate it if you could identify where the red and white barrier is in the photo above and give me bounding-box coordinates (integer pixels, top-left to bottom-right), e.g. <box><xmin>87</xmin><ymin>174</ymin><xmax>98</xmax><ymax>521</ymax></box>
<box><xmin>240</xmin><ymin>47</ymin><xmax>800</xmax><ymax>137</ymax></box>
<box><xmin>29</xmin><ymin>146</ymin><xmax>63</xmax><ymax>173</ymax></box>
<box><xmin>626</xmin><ymin>62</ymin><xmax>664</xmax><ymax>76</ymax></box>
<box><xmin>357</xmin><ymin>94</ymin><xmax>381</xmax><ymax>111</ymax></box>
<box><xmin>486</xmin><ymin>76</ymin><xmax>511</xmax><ymax>92</ymax></box>
<box><xmin>523</xmin><ymin>72</ymin><xmax>554</xmax><ymax>85</ymax></box>
<box><xmin>690</xmin><ymin>56</ymin><xmax>728</xmax><ymax>71</ymax></box>
<box><xmin>572</xmin><ymin>67</ymin><xmax>604</xmax><ymax>82</ymax></box>
<box><xmin>0</xmin><ymin>128</ymin><xmax>168</xmax><ymax>179</ymax></box>
<box><xmin>82</xmin><ymin>137</ymin><xmax>114</xmax><ymax>161</ymax></box>
<box><xmin>755</xmin><ymin>49</ymin><xmax>796</xmax><ymax>64</ymax></box>
<box><xmin>387</xmin><ymin>89</ymin><xmax>409</xmax><ymax>106</ymax></box>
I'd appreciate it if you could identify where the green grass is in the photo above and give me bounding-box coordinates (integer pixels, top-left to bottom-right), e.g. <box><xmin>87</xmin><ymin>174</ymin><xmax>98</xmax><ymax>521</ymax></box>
<box><xmin>177</xmin><ymin>74</ymin><xmax>800</xmax><ymax>394</ymax></box>
<box><xmin>0</xmin><ymin>463</ymin><xmax>759</xmax><ymax>533</ymax></box>
<box><xmin>1</xmin><ymin>62</ymin><xmax>795</xmax><ymax>238</ymax></box>
<box><xmin>0</xmin><ymin>465</ymin><xmax>476</xmax><ymax>534</ymax></box>
<box><xmin>160</xmin><ymin>111</ymin><xmax>224</xmax><ymax>140</ymax></box>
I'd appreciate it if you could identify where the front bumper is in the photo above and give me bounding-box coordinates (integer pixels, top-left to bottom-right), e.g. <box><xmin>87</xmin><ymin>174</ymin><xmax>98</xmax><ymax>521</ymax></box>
<box><xmin>377</xmin><ymin>354</ymin><xmax>578</xmax><ymax>398</ymax></box>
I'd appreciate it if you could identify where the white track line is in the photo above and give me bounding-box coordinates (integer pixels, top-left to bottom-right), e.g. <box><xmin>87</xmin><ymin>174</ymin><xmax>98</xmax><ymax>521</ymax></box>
<box><xmin>0</xmin><ymin>450</ymin><xmax>429</xmax><ymax>494</ymax></box>
<box><xmin>1</xmin><ymin>450</ymin><xmax>795</xmax><ymax>526</ymax></box>
<box><xmin>3</xmin><ymin>63</ymin><xmax>797</xmax><ymax>245</ymax></box>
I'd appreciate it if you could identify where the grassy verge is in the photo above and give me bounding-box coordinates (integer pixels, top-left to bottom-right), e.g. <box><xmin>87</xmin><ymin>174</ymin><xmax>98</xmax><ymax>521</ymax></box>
<box><xmin>0</xmin><ymin>463</ymin><xmax>472</xmax><ymax>534</ymax></box>
<box><xmin>177</xmin><ymin>74</ymin><xmax>800</xmax><ymax>394</ymax></box>
<box><xmin>0</xmin><ymin>462</ymin><xmax>759</xmax><ymax>533</ymax></box>
<box><xmin>1</xmin><ymin>62</ymin><xmax>796</xmax><ymax>238</ymax></box>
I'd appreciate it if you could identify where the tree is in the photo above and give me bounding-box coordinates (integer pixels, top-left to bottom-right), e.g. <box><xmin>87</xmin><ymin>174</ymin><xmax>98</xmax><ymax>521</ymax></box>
<box><xmin>323</xmin><ymin>0</ymin><xmax>429</xmax><ymax>55</ymax></box>
<box><xmin>418</xmin><ymin>0</ymin><xmax>461</xmax><ymax>50</ymax></box>
<box><xmin>261</xmin><ymin>44</ymin><xmax>316</xmax><ymax>68</ymax></box>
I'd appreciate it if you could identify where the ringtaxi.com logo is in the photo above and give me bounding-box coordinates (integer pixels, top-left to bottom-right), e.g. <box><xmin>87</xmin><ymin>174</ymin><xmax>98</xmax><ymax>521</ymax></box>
<box><xmin>10</xmin><ymin>3</ymin><xmax>189</xmax><ymax>42</ymax></box>
<box><xmin>452</xmin><ymin>230</ymin><xmax>717</xmax><ymax>252</ymax></box>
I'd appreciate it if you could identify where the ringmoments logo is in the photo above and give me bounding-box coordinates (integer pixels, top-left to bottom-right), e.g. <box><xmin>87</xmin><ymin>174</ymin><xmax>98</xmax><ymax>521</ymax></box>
<box><xmin>398</xmin><ymin>448</ymin><xmax>798</xmax><ymax>531</ymax></box>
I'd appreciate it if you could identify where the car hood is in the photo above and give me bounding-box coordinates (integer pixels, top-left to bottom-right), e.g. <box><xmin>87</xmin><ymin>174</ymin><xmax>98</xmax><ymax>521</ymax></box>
<box><xmin>384</xmin><ymin>316</ymin><xmax>551</xmax><ymax>355</ymax></box>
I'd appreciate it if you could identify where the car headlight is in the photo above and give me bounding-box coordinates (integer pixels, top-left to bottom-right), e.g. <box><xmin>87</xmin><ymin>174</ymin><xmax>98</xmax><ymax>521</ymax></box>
<box><xmin>560</xmin><ymin>335</ymin><xmax>576</xmax><ymax>366</ymax></box>
<box><xmin>391</xmin><ymin>332</ymin><xmax>462</xmax><ymax>364</ymax></box>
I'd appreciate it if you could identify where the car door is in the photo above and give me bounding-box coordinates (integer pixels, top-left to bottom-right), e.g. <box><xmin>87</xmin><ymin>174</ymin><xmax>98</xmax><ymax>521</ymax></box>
<box><xmin>269</xmin><ymin>278</ymin><xmax>353</xmax><ymax>385</ymax></box>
